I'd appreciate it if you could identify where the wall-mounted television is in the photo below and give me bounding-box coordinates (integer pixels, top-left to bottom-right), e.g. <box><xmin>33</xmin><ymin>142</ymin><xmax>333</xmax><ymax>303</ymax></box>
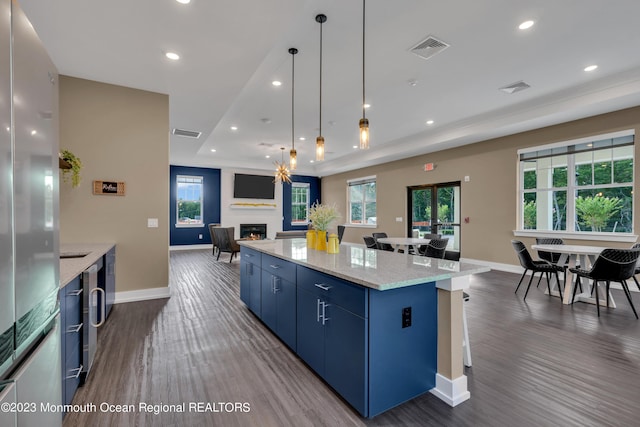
<box><xmin>233</xmin><ymin>173</ymin><xmax>275</xmax><ymax>199</ymax></box>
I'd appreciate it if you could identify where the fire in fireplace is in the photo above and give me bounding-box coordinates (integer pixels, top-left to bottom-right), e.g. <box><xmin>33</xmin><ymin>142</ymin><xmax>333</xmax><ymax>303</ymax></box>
<box><xmin>240</xmin><ymin>224</ymin><xmax>267</xmax><ymax>240</ymax></box>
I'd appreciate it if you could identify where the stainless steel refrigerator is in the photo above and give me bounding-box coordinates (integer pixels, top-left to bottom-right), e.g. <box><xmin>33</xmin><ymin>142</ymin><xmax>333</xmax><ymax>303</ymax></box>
<box><xmin>0</xmin><ymin>1</ymin><xmax>61</xmax><ymax>426</ymax></box>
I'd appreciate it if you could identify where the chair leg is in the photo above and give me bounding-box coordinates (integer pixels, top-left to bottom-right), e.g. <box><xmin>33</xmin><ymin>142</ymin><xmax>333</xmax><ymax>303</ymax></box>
<box><xmin>536</xmin><ymin>272</ymin><xmax>544</xmax><ymax>288</ymax></box>
<box><xmin>606</xmin><ymin>281</ymin><xmax>610</xmax><ymax>308</ymax></box>
<box><xmin>524</xmin><ymin>272</ymin><xmax>536</xmax><ymax>301</ymax></box>
<box><xmin>515</xmin><ymin>270</ymin><xmax>528</xmax><ymax>294</ymax></box>
<box><xmin>572</xmin><ymin>275</ymin><xmax>581</xmax><ymax>303</ymax></box>
<box><xmin>545</xmin><ymin>272</ymin><xmax>552</xmax><ymax>296</ymax></box>
<box><xmin>462</xmin><ymin>302</ymin><xmax>471</xmax><ymax>367</ymax></box>
<box><xmin>216</xmin><ymin>250</ymin><xmax>221</xmax><ymax>261</ymax></box>
<box><xmin>633</xmin><ymin>275</ymin><xmax>640</xmax><ymax>292</ymax></box>
<box><xmin>620</xmin><ymin>280</ymin><xmax>639</xmax><ymax>319</ymax></box>
<box><xmin>555</xmin><ymin>271</ymin><xmax>563</xmax><ymax>299</ymax></box>
<box><xmin>594</xmin><ymin>280</ymin><xmax>600</xmax><ymax>317</ymax></box>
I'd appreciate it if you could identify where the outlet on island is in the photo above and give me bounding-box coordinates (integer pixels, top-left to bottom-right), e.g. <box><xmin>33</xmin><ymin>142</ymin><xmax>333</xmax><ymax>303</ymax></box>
<box><xmin>198</xmin><ymin>234</ymin><xmax>203</xmax><ymax>239</ymax></box>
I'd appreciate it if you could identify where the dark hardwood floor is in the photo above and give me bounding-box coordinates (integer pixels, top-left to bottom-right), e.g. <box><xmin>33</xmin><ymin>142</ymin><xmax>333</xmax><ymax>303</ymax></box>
<box><xmin>63</xmin><ymin>249</ymin><xmax>640</xmax><ymax>427</ymax></box>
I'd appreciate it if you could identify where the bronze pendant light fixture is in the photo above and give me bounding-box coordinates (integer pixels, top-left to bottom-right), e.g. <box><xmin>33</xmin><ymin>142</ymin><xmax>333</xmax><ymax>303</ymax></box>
<box><xmin>315</xmin><ymin>14</ymin><xmax>327</xmax><ymax>161</ymax></box>
<box><xmin>359</xmin><ymin>0</ymin><xmax>369</xmax><ymax>149</ymax></box>
<box><xmin>289</xmin><ymin>47</ymin><xmax>298</xmax><ymax>170</ymax></box>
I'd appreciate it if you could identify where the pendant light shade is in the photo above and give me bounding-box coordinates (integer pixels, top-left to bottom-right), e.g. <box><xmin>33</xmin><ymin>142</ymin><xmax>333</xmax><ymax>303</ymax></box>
<box><xmin>315</xmin><ymin>14</ymin><xmax>327</xmax><ymax>161</ymax></box>
<box><xmin>359</xmin><ymin>0</ymin><xmax>369</xmax><ymax>149</ymax></box>
<box><xmin>288</xmin><ymin>47</ymin><xmax>298</xmax><ymax>170</ymax></box>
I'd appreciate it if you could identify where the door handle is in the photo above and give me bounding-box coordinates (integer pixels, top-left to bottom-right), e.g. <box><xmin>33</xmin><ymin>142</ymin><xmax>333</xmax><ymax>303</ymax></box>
<box><xmin>321</xmin><ymin>302</ymin><xmax>330</xmax><ymax>325</ymax></box>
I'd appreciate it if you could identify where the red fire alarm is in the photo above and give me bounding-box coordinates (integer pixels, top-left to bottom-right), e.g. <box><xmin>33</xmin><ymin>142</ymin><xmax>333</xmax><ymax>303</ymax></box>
<box><xmin>423</xmin><ymin>163</ymin><xmax>435</xmax><ymax>171</ymax></box>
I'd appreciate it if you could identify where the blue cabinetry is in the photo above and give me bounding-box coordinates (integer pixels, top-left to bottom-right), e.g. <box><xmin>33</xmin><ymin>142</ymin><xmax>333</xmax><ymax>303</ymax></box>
<box><xmin>59</xmin><ymin>276</ymin><xmax>83</xmax><ymax>408</ymax></box>
<box><xmin>240</xmin><ymin>247</ymin><xmax>261</xmax><ymax>316</ymax></box>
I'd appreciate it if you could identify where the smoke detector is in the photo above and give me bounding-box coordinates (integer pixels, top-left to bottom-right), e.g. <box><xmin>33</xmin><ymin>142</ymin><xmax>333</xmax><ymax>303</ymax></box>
<box><xmin>410</xmin><ymin>35</ymin><xmax>450</xmax><ymax>60</ymax></box>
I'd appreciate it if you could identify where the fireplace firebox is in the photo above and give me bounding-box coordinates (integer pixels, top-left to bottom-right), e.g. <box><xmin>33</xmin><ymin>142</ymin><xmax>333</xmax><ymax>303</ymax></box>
<box><xmin>240</xmin><ymin>224</ymin><xmax>267</xmax><ymax>240</ymax></box>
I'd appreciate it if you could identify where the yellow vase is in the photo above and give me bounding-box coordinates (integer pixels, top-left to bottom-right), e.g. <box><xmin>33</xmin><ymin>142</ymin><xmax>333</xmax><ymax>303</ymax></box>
<box><xmin>327</xmin><ymin>233</ymin><xmax>339</xmax><ymax>254</ymax></box>
<box><xmin>315</xmin><ymin>230</ymin><xmax>327</xmax><ymax>251</ymax></box>
<box><xmin>306</xmin><ymin>230</ymin><xmax>316</xmax><ymax>249</ymax></box>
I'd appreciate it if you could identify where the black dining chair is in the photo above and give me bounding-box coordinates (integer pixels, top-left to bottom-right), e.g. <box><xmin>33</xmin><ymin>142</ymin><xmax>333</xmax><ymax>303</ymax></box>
<box><xmin>363</xmin><ymin>236</ymin><xmax>377</xmax><ymax>249</ymax></box>
<box><xmin>423</xmin><ymin>238</ymin><xmax>448</xmax><ymax>259</ymax></box>
<box><xmin>570</xmin><ymin>247</ymin><xmax>640</xmax><ymax>318</ymax></box>
<box><xmin>511</xmin><ymin>240</ymin><xmax>564</xmax><ymax>301</ymax></box>
<box><xmin>337</xmin><ymin>225</ymin><xmax>346</xmax><ymax>244</ymax></box>
<box><xmin>417</xmin><ymin>233</ymin><xmax>442</xmax><ymax>255</ymax></box>
<box><xmin>631</xmin><ymin>243</ymin><xmax>640</xmax><ymax>292</ymax></box>
<box><xmin>535</xmin><ymin>237</ymin><xmax>576</xmax><ymax>292</ymax></box>
<box><xmin>372</xmin><ymin>232</ymin><xmax>394</xmax><ymax>252</ymax></box>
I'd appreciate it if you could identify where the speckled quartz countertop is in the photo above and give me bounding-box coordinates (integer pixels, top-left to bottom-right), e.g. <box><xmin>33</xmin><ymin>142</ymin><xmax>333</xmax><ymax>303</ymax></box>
<box><xmin>60</xmin><ymin>243</ymin><xmax>115</xmax><ymax>288</ymax></box>
<box><xmin>238</xmin><ymin>239</ymin><xmax>489</xmax><ymax>291</ymax></box>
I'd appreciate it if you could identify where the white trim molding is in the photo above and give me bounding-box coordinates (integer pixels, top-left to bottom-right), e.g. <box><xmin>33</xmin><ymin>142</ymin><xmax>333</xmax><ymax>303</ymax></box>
<box><xmin>170</xmin><ymin>244</ymin><xmax>212</xmax><ymax>251</ymax></box>
<box><xmin>115</xmin><ymin>286</ymin><xmax>171</xmax><ymax>304</ymax></box>
<box><xmin>430</xmin><ymin>373</ymin><xmax>470</xmax><ymax>407</ymax></box>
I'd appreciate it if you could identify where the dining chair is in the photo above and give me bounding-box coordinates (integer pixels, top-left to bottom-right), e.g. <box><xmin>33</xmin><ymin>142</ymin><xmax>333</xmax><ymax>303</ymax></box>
<box><xmin>372</xmin><ymin>232</ymin><xmax>394</xmax><ymax>251</ymax></box>
<box><xmin>570</xmin><ymin>247</ymin><xmax>640</xmax><ymax>318</ymax></box>
<box><xmin>534</xmin><ymin>237</ymin><xmax>575</xmax><ymax>292</ymax></box>
<box><xmin>363</xmin><ymin>236</ymin><xmax>377</xmax><ymax>249</ymax></box>
<box><xmin>631</xmin><ymin>243</ymin><xmax>640</xmax><ymax>292</ymax></box>
<box><xmin>212</xmin><ymin>227</ymin><xmax>241</xmax><ymax>262</ymax></box>
<box><xmin>511</xmin><ymin>240</ymin><xmax>564</xmax><ymax>301</ymax></box>
<box><xmin>423</xmin><ymin>238</ymin><xmax>448</xmax><ymax>259</ymax></box>
<box><xmin>417</xmin><ymin>233</ymin><xmax>442</xmax><ymax>255</ymax></box>
<box><xmin>337</xmin><ymin>225</ymin><xmax>346</xmax><ymax>243</ymax></box>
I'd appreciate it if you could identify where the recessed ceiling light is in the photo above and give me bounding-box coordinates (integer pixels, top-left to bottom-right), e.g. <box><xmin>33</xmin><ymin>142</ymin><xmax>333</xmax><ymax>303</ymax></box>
<box><xmin>363</xmin><ymin>104</ymin><xmax>371</xmax><ymax>109</ymax></box>
<box><xmin>310</xmin><ymin>160</ymin><xmax>314</xmax><ymax>163</ymax></box>
<box><xmin>299</xmin><ymin>137</ymin><xmax>306</xmax><ymax>141</ymax></box>
<box><xmin>426</xmin><ymin>120</ymin><xmax>434</xmax><ymax>125</ymax></box>
<box><xmin>176</xmin><ymin>0</ymin><xmax>191</xmax><ymax>4</ymax></box>
<box><xmin>272</xmin><ymin>81</ymin><xmax>282</xmax><ymax>86</ymax></box>
<box><xmin>31</xmin><ymin>130</ymin><xmax>37</xmax><ymax>135</ymax></box>
<box><xmin>265</xmin><ymin>155</ymin><xmax>271</xmax><ymax>159</ymax></box>
<box><xmin>408</xmin><ymin>79</ymin><xmax>418</xmax><ymax>87</ymax></box>
<box><xmin>353</xmin><ymin>145</ymin><xmax>358</xmax><ymax>149</ymax></box>
<box><xmin>210</xmin><ymin>149</ymin><xmax>216</xmax><ymax>152</ymax></box>
<box><xmin>584</xmin><ymin>65</ymin><xmax>598</xmax><ymax>72</ymax></box>
<box><xmin>519</xmin><ymin>20</ymin><xmax>534</xmax><ymax>30</ymax></box>
<box><xmin>230</xmin><ymin>126</ymin><xmax>238</xmax><ymax>131</ymax></box>
<box><xmin>165</xmin><ymin>52</ymin><xmax>180</xmax><ymax>60</ymax></box>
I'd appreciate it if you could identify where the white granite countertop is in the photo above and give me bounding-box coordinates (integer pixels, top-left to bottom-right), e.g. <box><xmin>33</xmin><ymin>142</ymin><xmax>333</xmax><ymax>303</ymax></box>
<box><xmin>238</xmin><ymin>239</ymin><xmax>490</xmax><ymax>291</ymax></box>
<box><xmin>60</xmin><ymin>243</ymin><xmax>115</xmax><ymax>288</ymax></box>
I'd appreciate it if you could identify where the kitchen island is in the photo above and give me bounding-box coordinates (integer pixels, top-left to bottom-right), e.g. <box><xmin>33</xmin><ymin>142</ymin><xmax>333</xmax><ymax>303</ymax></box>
<box><xmin>238</xmin><ymin>238</ymin><xmax>489</xmax><ymax>418</ymax></box>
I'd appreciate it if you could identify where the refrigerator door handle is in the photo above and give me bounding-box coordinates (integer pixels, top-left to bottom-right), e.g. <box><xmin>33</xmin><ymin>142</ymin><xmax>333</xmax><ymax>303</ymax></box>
<box><xmin>89</xmin><ymin>288</ymin><xmax>106</xmax><ymax>328</ymax></box>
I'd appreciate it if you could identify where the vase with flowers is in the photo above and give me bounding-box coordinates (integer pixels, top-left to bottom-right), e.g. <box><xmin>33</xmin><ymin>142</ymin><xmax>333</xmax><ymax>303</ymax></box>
<box><xmin>308</xmin><ymin>202</ymin><xmax>341</xmax><ymax>251</ymax></box>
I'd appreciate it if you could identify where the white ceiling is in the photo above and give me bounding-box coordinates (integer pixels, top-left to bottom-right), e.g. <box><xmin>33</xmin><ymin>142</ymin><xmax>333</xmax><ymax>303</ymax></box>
<box><xmin>19</xmin><ymin>0</ymin><xmax>640</xmax><ymax>177</ymax></box>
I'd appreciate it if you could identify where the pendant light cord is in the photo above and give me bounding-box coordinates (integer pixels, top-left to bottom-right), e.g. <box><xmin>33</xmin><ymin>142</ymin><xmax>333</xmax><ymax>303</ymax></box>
<box><xmin>362</xmin><ymin>0</ymin><xmax>366</xmax><ymax>119</ymax></box>
<box><xmin>319</xmin><ymin>20</ymin><xmax>323</xmax><ymax>137</ymax></box>
<box><xmin>292</xmin><ymin>50</ymin><xmax>295</xmax><ymax>151</ymax></box>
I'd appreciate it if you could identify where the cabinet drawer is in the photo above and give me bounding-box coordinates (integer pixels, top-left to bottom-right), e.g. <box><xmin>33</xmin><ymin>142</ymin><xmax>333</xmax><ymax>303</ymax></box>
<box><xmin>63</xmin><ymin>341</ymin><xmax>82</xmax><ymax>406</ymax></box>
<box><xmin>240</xmin><ymin>247</ymin><xmax>262</xmax><ymax>267</ymax></box>
<box><xmin>262</xmin><ymin>254</ymin><xmax>296</xmax><ymax>283</ymax></box>
<box><xmin>64</xmin><ymin>321</ymin><xmax>83</xmax><ymax>365</ymax></box>
<box><xmin>297</xmin><ymin>266</ymin><xmax>367</xmax><ymax>318</ymax></box>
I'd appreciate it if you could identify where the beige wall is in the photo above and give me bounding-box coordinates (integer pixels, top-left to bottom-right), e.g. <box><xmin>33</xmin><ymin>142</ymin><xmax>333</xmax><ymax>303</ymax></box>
<box><xmin>323</xmin><ymin>106</ymin><xmax>640</xmax><ymax>266</ymax></box>
<box><xmin>59</xmin><ymin>76</ymin><xmax>169</xmax><ymax>293</ymax></box>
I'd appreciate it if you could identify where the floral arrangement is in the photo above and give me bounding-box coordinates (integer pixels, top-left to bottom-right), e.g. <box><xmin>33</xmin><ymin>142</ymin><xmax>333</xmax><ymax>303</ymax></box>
<box><xmin>308</xmin><ymin>202</ymin><xmax>341</xmax><ymax>232</ymax></box>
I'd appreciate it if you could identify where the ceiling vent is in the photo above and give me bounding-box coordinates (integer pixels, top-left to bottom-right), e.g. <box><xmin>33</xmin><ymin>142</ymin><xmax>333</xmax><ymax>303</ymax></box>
<box><xmin>410</xmin><ymin>35</ymin><xmax>450</xmax><ymax>60</ymax></box>
<box><xmin>499</xmin><ymin>81</ymin><xmax>531</xmax><ymax>94</ymax></box>
<box><xmin>171</xmin><ymin>128</ymin><xmax>201</xmax><ymax>138</ymax></box>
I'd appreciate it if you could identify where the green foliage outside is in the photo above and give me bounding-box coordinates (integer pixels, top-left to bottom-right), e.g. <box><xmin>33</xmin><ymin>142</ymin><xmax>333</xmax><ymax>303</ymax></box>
<box><xmin>523</xmin><ymin>200</ymin><xmax>537</xmax><ymax>229</ymax></box>
<box><xmin>575</xmin><ymin>195</ymin><xmax>622</xmax><ymax>232</ymax></box>
<box><xmin>178</xmin><ymin>200</ymin><xmax>201</xmax><ymax>222</ymax></box>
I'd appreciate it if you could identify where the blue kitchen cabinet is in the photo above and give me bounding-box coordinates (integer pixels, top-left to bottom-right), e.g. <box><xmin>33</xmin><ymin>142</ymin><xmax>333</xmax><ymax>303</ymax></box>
<box><xmin>59</xmin><ymin>276</ymin><xmax>83</xmax><ymax>408</ymax></box>
<box><xmin>240</xmin><ymin>247</ymin><xmax>261</xmax><ymax>316</ymax></box>
<box><xmin>261</xmin><ymin>254</ymin><xmax>296</xmax><ymax>350</ymax></box>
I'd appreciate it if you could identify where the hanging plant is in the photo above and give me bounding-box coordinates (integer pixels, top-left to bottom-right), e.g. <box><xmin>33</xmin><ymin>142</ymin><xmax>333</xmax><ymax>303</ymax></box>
<box><xmin>60</xmin><ymin>149</ymin><xmax>82</xmax><ymax>187</ymax></box>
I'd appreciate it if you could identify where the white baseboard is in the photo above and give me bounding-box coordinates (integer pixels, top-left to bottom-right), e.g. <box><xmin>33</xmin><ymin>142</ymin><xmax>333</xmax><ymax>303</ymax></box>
<box><xmin>114</xmin><ymin>286</ymin><xmax>171</xmax><ymax>304</ymax></box>
<box><xmin>460</xmin><ymin>258</ymin><xmax>522</xmax><ymax>274</ymax></box>
<box><xmin>170</xmin><ymin>244</ymin><xmax>212</xmax><ymax>251</ymax></box>
<box><xmin>430</xmin><ymin>373</ymin><xmax>470</xmax><ymax>407</ymax></box>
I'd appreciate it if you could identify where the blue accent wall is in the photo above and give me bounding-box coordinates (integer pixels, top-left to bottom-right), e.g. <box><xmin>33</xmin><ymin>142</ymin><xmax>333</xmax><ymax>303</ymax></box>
<box><xmin>170</xmin><ymin>165</ymin><xmax>221</xmax><ymax>245</ymax></box>
<box><xmin>282</xmin><ymin>175</ymin><xmax>321</xmax><ymax>231</ymax></box>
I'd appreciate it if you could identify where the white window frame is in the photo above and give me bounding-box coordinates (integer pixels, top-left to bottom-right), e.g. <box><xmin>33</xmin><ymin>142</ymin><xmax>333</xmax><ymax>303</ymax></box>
<box><xmin>291</xmin><ymin>182</ymin><xmax>310</xmax><ymax>226</ymax></box>
<box><xmin>347</xmin><ymin>175</ymin><xmax>377</xmax><ymax>228</ymax></box>
<box><xmin>514</xmin><ymin>130</ymin><xmax>637</xmax><ymax>242</ymax></box>
<box><xmin>176</xmin><ymin>175</ymin><xmax>205</xmax><ymax>228</ymax></box>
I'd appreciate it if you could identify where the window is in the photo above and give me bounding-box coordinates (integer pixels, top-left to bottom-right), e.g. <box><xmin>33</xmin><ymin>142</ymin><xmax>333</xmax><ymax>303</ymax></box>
<box><xmin>291</xmin><ymin>182</ymin><xmax>310</xmax><ymax>225</ymax></box>
<box><xmin>348</xmin><ymin>176</ymin><xmax>377</xmax><ymax>225</ymax></box>
<box><xmin>518</xmin><ymin>131</ymin><xmax>634</xmax><ymax>234</ymax></box>
<box><xmin>176</xmin><ymin>175</ymin><xmax>204</xmax><ymax>226</ymax></box>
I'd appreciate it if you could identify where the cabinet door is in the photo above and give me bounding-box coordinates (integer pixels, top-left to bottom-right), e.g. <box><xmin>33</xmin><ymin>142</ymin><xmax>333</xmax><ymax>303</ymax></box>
<box><xmin>260</xmin><ymin>271</ymin><xmax>277</xmax><ymax>332</ymax></box>
<box><xmin>275</xmin><ymin>277</ymin><xmax>296</xmax><ymax>350</ymax></box>
<box><xmin>324</xmin><ymin>304</ymin><xmax>367</xmax><ymax>416</ymax></box>
<box><xmin>248</xmin><ymin>264</ymin><xmax>261</xmax><ymax>315</ymax></box>
<box><xmin>240</xmin><ymin>260</ymin><xmax>251</xmax><ymax>306</ymax></box>
<box><xmin>296</xmin><ymin>288</ymin><xmax>325</xmax><ymax>376</ymax></box>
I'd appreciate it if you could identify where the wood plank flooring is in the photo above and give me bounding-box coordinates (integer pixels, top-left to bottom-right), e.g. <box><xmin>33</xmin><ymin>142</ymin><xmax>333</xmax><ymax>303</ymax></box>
<box><xmin>63</xmin><ymin>249</ymin><xmax>640</xmax><ymax>427</ymax></box>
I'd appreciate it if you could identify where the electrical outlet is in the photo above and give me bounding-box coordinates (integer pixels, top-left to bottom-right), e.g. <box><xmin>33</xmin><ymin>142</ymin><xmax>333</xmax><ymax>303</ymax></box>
<box><xmin>147</xmin><ymin>218</ymin><xmax>158</xmax><ymax>228</ymax></box>
<box><xmin>402</xmin><ymin>306</ymin><xmax>412</xmax><ymax>328</ymax></box>
<box><xmin>198</xmin><ymin>234</ymin><xmax>203</xmax><ymax>239</ymax></box>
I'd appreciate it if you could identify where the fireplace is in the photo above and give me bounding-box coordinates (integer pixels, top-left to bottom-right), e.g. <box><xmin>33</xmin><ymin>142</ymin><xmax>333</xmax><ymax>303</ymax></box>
<box><xmin>240</xmin><ymin>224</ymin><xmax>267</xmax><ymax>240</ymax></box>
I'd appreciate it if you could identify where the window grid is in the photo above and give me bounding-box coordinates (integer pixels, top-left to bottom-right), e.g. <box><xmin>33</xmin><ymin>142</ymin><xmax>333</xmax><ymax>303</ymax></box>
<box><xmin>291</xmin><ymin>183</ymin><xmax>310</xmax><ymax>224</ymax></box>
<box><xmin>176</xmin><ymin>175</ymin><xmax>204</xmax><ymax>225</ymax></box>
<box><xmin>348</xmin><ymin>178</ymin><xmax>377</xmax><ymax>225</ymax></box>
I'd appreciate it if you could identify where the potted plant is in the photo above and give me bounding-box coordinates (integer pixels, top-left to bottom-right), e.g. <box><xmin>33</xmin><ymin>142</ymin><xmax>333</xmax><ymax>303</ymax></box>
<box><xmin>60</xmin><ymin>149</ymin><xmax>82</xmax><ymax>187</ymax></box>
<box><xmin>308</xmin><ymin>202</ymin><xmax>341</xmax><ymax>251</ymax></box>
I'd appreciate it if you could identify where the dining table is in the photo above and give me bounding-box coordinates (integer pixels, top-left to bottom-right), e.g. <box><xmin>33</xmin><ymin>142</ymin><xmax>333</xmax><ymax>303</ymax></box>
<box><xmin>531</xmin><ymin>243</ymin><xmax>614</xmax><ymax>306</ymax></box>
<box><xmin>375</xmin><ymin>237</ymin><xmax>435</xmax><ymax>256</ymax></box>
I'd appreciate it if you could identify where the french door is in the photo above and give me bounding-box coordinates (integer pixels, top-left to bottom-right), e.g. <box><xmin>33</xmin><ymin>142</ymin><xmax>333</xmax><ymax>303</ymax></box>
<box><xmin>407</xmin><ymin>182</ymin><xmax>461</xmax><ymax>260</ymax></box>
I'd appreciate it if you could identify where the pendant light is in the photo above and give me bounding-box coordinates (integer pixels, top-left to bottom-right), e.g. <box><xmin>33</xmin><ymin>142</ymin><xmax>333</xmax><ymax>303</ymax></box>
<box><xmin>315</xmin><ymin>14</ymin><xmax>327</xmax><ymax>161</ymax></box>
<box><xmin>274</xmin><ymin>147</ymin><xmax>292</xmax><ymax>184</ymax></box>
<box><xmin>359</xmin><ymin>0</ymin><xmax>369</xmax><ymax>149</ymax></box>
<box><xmin>288</xmin><ymin>47</ymin><xmax>298</xmax><ymax>170</ymax></box>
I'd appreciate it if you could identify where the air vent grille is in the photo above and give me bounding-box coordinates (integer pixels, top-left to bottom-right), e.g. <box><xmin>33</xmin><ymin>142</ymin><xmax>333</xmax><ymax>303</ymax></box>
<box><xmin>172</xmin><ymin>128</ymin><xmax>202</xmax><ymax>138</ymax></box>
<box><xmin>410</xmin><ymin>35</ymin><xmax>450</xmax><ymax>60</ymax></box>
<box><xmin>499</xmin><ymin>81</ymin><xmax>531</xmax><ymax>94</ymax></box>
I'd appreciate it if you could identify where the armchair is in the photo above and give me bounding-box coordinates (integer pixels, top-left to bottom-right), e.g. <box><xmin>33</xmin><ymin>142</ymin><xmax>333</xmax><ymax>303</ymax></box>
<box><xmin>212</xmin><ymin>227</ymin><xmax>241</xmax><ymax>262</ymax></box>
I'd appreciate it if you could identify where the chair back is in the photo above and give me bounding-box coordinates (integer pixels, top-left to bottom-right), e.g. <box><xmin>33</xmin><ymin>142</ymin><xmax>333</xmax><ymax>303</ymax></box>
<box><xmin>535</xmin><ymin>237</ymin><xmax>564</xmax><ymax>264</ymax></box>
<box><xmin>589</xmin><ymin>248</ymin><xmax>640</xmax><ymax>281</ymax></box>
<box><xmin>422</xmin><ymin>233</ymin><xmax>442</xmax><ymax>240</ymax></box>
<box><xmin>363</xmin><ymin>236</ymin><xmax>377</xmax><ymax>249</ymax></box>
<box><xmin>424</xmin><ymin>238</ymin><xmax>448</xmax><ymax>258</ymax></box>
<box><xmin>208</xmin><ymin>224</ymin><xmax>218</xmax><ymax>245</ymax></box>
<box><xmin>337</xmin><ymin>225</ymin><xmax>346</xmax><ymax>243</ymax></box>
<box><xmin>372</xmin><ymin>232</ymin><xmax>393</xmax><ymax>251</ymax></box>
<box><xmin>213</xmin><ymin>227</ymin><xmax>240</xmax><ymax>252</ymax></box>
<box><xmin>511</xmin><ymin>240</ymin><xmax>537</xmax><ymax>270</ymax></box>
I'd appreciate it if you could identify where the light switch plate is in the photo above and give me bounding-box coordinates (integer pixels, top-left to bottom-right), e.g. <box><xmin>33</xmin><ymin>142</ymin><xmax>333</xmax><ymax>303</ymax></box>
<box><xmin>147</xmin><ymin>218</ymin><xmax>159</xmax><ymax>228</ymax></box>
<box><xmin>396</xmin><ymin>217</ymin><xmax>403</xmax><ymax>222</ymax></box>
